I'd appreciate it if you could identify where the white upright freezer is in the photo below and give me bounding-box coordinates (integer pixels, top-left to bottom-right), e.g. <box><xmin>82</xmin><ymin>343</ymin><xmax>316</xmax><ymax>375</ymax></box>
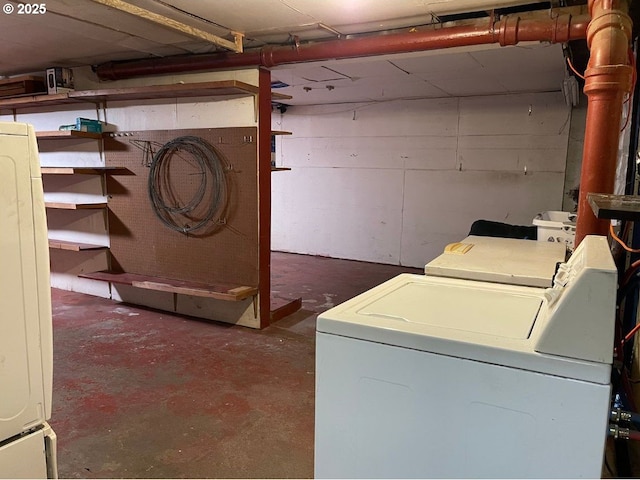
<box><xmin>0</xmin><ymin>122</ymin><xmax>58</xmax><ymax>478</ymax></box>
<box><xmin>315</xmin><ymin>235</ymin><xmax>616</xmax><ymax>478</ymax></box>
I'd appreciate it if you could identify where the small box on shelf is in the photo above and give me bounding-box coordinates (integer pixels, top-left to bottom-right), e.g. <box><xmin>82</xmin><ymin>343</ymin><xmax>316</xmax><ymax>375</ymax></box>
<box><xmin>46</xmin><ymin>67</ymin><xmax>74</xmax><ymax>94</ymax></box>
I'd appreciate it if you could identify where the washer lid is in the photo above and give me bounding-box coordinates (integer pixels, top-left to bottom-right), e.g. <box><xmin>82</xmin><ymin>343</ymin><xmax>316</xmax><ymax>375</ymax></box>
<box><xmin>317</xmin><ymin>274</ymin><xmax>611</xmax><ymax>384</ymax></box>
<box><xmin>358</xmin><ymin>280</ymin><xmax>541</xmax><ymax>339</ymax></box>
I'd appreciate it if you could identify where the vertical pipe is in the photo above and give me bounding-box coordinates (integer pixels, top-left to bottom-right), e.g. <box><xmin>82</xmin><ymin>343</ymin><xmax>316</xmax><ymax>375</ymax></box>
<box><xmin>575</xmin><ymin>0</ymin><xmax>633</xmax><ymax>245</ymax></box>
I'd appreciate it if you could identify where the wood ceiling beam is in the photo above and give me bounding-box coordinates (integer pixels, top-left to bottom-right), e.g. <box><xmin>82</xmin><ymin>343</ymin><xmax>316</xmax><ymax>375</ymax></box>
<box><xmin>90</xmin><ymin>0</ymin><xmax>243</xmax><ymax>53</ymax></box>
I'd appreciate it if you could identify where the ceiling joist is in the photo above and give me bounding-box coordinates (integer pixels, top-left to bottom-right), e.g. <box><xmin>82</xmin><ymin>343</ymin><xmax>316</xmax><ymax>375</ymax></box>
<box><xmin>90</xmin><ymin>0</ymin><xmax>243</xmax><ymax>53</ymax></box>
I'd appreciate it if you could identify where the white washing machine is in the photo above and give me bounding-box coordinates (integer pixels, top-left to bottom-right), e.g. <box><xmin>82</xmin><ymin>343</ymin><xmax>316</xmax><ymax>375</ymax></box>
<box><xmin>0</xmin><ymin>122</ymin><xmax>58</xmax><ymax>478</ymax></box>
<box><xmin>425</xmin><ymin>235</ymin><xmax>567</xmax><ymax>288</ymax></box>
<box><xmin>315</xmin><ymin>235</ymin><xmax>616</xmax><ymax>478</ymax></box>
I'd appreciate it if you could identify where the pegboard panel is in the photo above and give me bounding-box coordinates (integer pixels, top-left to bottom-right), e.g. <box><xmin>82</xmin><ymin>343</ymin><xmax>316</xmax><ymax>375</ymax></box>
<box><xmin>105</xmin><ymin>127</ymin><xmax>258</xmax><ymax>286</ymax></box>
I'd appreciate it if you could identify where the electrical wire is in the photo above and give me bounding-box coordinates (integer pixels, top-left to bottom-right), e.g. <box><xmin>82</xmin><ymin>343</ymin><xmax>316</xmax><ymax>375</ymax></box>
<box><xmin>621</xmin><ymin>259</ymin><xmax>640</xmax><ymax>287</ymax></box>
<box><xmin>621</xmin><ymin>322</ymin><xmax>640</xmax><ymax>349</ymax></box>
<box><xmin>628</xmin><ymin>411</ymin><xmax>640</xmax><ymax>429</ymax></box>
<box><xmin>610</xmin><ymin>222</ymin><xmax>640</xmax><ymax>253</ymax></box>
<box><xmin>566</xmin><ymin>56</ymin><xmax>585</xmax><ymax>80</ymax></box>
<box><xmin>147</xmin><ymin>136</ymin><xmax>228</xmax><ymax>235</ymax></box>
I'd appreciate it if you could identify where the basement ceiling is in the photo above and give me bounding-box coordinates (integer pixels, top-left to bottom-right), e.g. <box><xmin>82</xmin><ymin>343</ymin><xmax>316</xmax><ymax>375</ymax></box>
<box><xmin>271</xmin><ymin>43</ymin><xmax>567</xmax><ymax>105</ymax></box>
<box><xmin>0</xmin><ymin>0</ymin><xmax>578</xmax><ymax>104</ymax></box>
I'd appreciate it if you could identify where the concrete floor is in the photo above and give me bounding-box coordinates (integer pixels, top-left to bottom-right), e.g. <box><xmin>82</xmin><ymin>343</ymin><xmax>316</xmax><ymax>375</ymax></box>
<box><xmin>49</xmin><ymin>252</ymin><xmax>421</xmax><ymax>479</ymax></box>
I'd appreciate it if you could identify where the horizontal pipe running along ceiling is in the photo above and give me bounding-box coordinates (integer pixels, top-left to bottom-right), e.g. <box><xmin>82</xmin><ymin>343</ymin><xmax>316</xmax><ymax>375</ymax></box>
<box><xmin>96</xmin><ymin>7</ymin><xmax>589</xmax><ymax>80</ymax></box>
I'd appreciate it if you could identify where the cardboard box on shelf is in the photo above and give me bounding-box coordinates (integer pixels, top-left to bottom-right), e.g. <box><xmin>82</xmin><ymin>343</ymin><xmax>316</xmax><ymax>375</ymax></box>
<box><xmin>46</xmin><ymin>67</ymin><xmax>74</xmax><ymax>94</ymax></box>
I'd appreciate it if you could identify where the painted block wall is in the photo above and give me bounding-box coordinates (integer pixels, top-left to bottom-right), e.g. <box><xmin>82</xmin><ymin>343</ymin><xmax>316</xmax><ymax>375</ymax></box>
<box><xmin>7</xmin><ymin>68</ymin><xmax>258</xmax><ymax>300</ymax></box>
<box><xmin>272</xmin><ymin>91</ymin><xmax>571</xmax><ymax>267</ymax></box>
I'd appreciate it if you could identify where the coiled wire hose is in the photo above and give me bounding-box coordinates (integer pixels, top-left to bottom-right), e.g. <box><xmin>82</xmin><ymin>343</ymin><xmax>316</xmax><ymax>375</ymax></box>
<box><xmin>148</xmin><ymin>136</ymin><xmax>228</xmax><ymax>234</ymax></box>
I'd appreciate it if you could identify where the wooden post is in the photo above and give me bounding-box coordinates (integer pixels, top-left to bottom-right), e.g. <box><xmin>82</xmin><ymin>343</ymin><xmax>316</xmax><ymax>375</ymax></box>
<box><xmin>258</xmin><ymin>68</ymin><xmax>272</xmax><ymax>328</ymax></box>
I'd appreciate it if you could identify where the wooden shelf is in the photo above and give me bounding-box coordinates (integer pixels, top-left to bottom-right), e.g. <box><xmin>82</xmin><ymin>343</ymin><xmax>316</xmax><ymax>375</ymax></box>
<box><xmin>70</xmin><ymin>80</ymin><xmax>266</xmax><ymax>103</ymax></box>
<box><xmin>0</xmin><ymin>80</ymin><xmax>291</xmax><ymax>111</ymax></box>
<box><xmin>271</xmin><ymin>167</ymin><xmax>291</xmax><ymax>172</ymax></box>
<box><xmin>588</xmin><ymin>193</ymin><xmax>640</xmax><ymax>221</ymax></box>
<box><xmin>36</xmin><ymin>130</ymin><xmax>103</xmax><ymax>140</ymax></box>
<box><xmin>271</xmin><ymin>130</ymin><xmax>292</xmax><ymax>135</ymax></box>
<box><xmin>49</xmin><ymin>239</ymin><xmax>108</xmax><ymax>251</ymax></box>
<box><xmin>0</xmin><ymin>92</ymin><xmax>79</xmax><ymax>111</ymax></box>
<box><xmin>80</xmin><ymin>271</ymin><xmax>257</xmax><ymax>302</ymax></box>
<box><xmin>272</xmin><ymin>92</ymin><xmax>292</xmax><ymax>101</ymax></box>
<box><xmin>45</xmin><ymin>202</ymin><xmax>107</xmax><ymax>210</ymax></box>
<box><xmin>41</xmin><ymin>166</ymin><xmax>128</xmax><ymax>175</ymax></box>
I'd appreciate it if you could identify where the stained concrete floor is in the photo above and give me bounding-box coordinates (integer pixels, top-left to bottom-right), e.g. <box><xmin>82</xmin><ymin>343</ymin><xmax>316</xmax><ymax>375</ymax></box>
<box><xmin>49</xmin><ymin>252</ymin><xmax>421</xmax><ymax>479</ymax></box>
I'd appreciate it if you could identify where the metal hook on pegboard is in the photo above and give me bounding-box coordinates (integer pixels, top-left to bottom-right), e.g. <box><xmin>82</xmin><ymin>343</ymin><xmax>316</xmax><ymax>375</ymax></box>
<box><xmin>128</xmin><ymin>139</ymin><xmax>164</xmax><ymax>167</ymax></box>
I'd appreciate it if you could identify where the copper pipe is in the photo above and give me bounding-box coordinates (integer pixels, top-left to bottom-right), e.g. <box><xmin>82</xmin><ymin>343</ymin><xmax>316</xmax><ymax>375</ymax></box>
<box><xmin>96</xmin><ymin>9</ymin><xmax>589</xmax><ymax>80</ymax></box>
<box><xmin>575</xmin><ymin>0</ymin><xmax>633</xmax><ymax>245</ymax></box>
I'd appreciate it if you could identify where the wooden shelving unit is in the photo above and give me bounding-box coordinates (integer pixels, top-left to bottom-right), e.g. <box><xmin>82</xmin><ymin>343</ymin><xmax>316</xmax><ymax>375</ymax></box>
<box><xmin>45</xmin><ymin>202</ymin><xmax>107</xmax><ymax>210</ymax></box>
<box><xmin>271</xmin><ymin>167</ymin><xmax>291</xmax><ymax>172</ymax></box>
<box><xmin>36</xmin><ymin>130</ymin><xmax>103</xmax><ymax>140</ymax></box>
<box><xmin>271</xmin><ymin>130</ymin><xmax>292</xmax><ymax>135</ymax></box>
<box><xmin>48</xmin><ymin>239</ymin><xmax>108</xmax><ymax>251</ymax></box>
<box><xmin>3</xmin><ymin>76</ymin><xmax>295</xmax><ymax>327</ymax></box>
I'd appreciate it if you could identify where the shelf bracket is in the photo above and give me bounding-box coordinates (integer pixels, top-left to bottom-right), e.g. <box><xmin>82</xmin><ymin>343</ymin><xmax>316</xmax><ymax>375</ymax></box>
<box><xmin>252</xmin><ymin>294</ymin><xmax>258</xmax><ymax>319</ymax></box>
<box><xmin>253</xmin><ymin>94</ymin><xmax>258</xmax><ymax>123</ymax></box>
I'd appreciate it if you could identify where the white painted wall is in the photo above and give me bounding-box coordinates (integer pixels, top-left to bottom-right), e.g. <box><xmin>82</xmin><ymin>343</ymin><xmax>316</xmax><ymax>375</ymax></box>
<box><xmin>563</xmin><ymin>96</ymin><xmax>586</xmax><ymax>212</ymax></box>
<box><xmin>272</xmin><ymin>91</ymin><xmax>570</xmax><ymax>267</ymax></box>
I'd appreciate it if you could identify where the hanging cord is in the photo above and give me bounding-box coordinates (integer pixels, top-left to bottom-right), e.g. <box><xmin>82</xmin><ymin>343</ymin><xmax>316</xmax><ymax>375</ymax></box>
<box><xmin>610</xmin><ymin>222</ymin><xmax>640</xmax><ymax>253</ymax></box>
<box><xmin>621</xmin><ymin>322</ymin><xmax>640</xmax><ymax>349</ymax></box>
<box><xmin>620</xmin><ymin>258</ymin><xmax>640</xmax><ymax>286</ymax></box>
<box><xmin>129</xmin><ymin>139</ymin><xmax>163</xmax><ymax>167</ymax></box>
<box><xmin>148</xmin><ymin>136</ymin><xmax>228</xmax><ymax>235</ymax></box>
<box><xmin>566</xmin><ymin>56</ymin><xmax>585</xmax><ymax>80</ymax></box>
